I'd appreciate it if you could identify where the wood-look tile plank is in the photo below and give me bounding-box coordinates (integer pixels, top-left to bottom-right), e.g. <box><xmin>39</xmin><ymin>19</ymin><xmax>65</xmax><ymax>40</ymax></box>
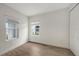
<box><xmin>2</xmin><ymin>42</ymin><xmax>74</xmax><ymax>56</ymax></box>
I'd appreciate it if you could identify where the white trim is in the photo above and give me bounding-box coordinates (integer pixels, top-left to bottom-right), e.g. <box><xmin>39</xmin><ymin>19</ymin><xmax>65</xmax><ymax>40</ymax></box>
<box><xmin>68</xmin><ymin>3</ymin><xmax>79</xmax><ymax>55</ymax></box>
<box><xmin>4</xmin><ymin>16</ymin><xmax>19</xmax><ymax>41</ymax></box>
<box><xmin>67</xmin><ymin>3</ymin><xmax>78</xmax><ymax>12</ymax></box>
<box><xmin>31</xmin><ymin>22</ymin><xmax>40</xmax><ymax>24</ymax></box>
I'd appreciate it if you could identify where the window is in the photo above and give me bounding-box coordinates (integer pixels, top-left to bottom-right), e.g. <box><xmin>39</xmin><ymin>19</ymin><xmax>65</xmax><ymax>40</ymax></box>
<box><xmin>31</xmin><ymin>22</ymin><xmax>40</xmax><ymax>35</ymax></box>
<box><xmin>5</xmin><ymin>20</ymin><xmax>19</xmax><ymax>40</ymax></box>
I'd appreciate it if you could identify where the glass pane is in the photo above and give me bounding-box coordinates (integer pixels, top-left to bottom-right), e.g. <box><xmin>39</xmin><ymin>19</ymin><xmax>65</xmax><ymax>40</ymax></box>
<box><xmin>31</xmin><ymin>23</ymin><xmax>40</xmax><ymax>35</ymax></box>
<box><xmin>5</xmin><ymin>20</ymin><xmax>18</xmax><ymax>40</ymax></box>
<box><xmin>8</xmin><ymin>22</ymin><xmax>16</xmax><ymax>29</ymax></box>
<box><xmin>32</xmin><ymin>25</ymin><xmax>35</xmax><ymax>35</ymax></box>
<box><xmin>35</xmin><ymin>29</ymin><xmax>39</xmax><ymax>32</ymax></box>
<box><xmin>8</xmin><ymin>29</ymin><xmax>16</xmax><ymax>39</ymax></box>
<box><xmin>5</xmin><ymin>23</ymin><xmax>8</xmax><ymax>28</ymax></box>
<box><xmin>36</xmin><ymin>26</ymin><xmax>40</xmax><ymax>28</ymax></box>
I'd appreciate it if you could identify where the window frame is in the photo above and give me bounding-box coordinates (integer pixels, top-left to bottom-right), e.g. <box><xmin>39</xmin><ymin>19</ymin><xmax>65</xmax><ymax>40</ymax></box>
<box><xmin>31</xmin><ymin>22</ymin><xmax>40</xmax><ymax>36</ymax></box>
<box><xmin>5</xmin><ymin>19</ymin><xmax>19</xmax><ymax>41</ymax></box>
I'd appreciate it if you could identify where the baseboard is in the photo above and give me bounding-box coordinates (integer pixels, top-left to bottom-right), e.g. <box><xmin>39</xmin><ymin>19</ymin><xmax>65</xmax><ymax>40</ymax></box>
<box><xmin>0</xmin><ymin>41</ymin><xmax>27</xmax><ymax>56</ymax></box>
<box><xmin>28</xmin><ymin>41</ymin><xmax>75</xmax><ymax>56</ymax></box>
<box><xmin>28</xmin><ymin>41</ymin><xmax>69</xmax><ymax>49</ymax></box>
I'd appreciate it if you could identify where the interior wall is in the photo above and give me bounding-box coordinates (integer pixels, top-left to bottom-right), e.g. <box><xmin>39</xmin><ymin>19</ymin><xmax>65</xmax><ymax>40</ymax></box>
<box><xmin>29</xmin><ymin>8</ymin><xmax>69</xmax><ymax>48</ymax></box>
<box><xmin>0</xmin><ymin>4</ymin><xmax>28</xmax><ymax>55</ymax></box>
<box><xmin>70</xmin><ymin>4</ymin><xmax>79</xmax><ymax>56</ymax></box>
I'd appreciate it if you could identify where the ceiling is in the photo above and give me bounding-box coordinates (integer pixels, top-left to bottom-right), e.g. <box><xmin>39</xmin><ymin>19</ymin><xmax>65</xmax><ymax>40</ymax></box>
<box><xmin>5</xmin><ymin>3</ymin><xmax>71</xmax><ymax>16</ymax></box>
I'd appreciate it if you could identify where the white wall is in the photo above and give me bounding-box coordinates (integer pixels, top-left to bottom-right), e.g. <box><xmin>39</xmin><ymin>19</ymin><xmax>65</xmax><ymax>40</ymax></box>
<box><xmin>29</xmin><ymin>8</ymin><xmax>69</xmax><ymax>48</ymax></box>
<box><xmin>70</xmin><ymin>4</ymin><xmax>79</xmax><ymax>56</ymax></box>
<box><xmin>0</xmin><ymin>4</ymin><xmax>28</xmax><ymax>55</ymax></box>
